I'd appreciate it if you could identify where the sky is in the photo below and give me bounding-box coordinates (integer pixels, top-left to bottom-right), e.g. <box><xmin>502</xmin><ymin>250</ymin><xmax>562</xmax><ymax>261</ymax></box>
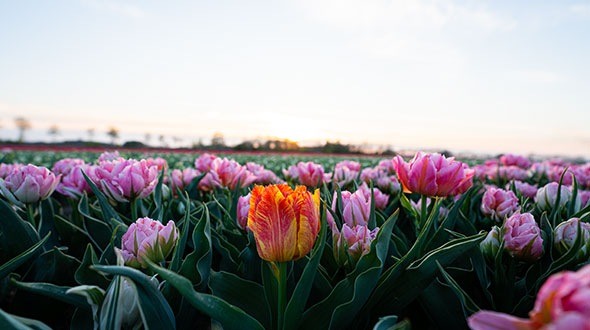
<box><xmin>1</xmin><ymin>0</ymin><xmax>590</xmax><ymax>156</ymax></box>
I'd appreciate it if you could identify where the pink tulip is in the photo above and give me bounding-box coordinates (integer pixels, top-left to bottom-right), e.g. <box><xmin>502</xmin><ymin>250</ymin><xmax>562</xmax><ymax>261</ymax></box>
<box><xmin>284</xmin><ymin>162</ymin><xmax>331</xmax><ymax>187</ymax></box>
<box><xmin>580</xmin><ymin>190</ymin><xmax>590</xmax><ymax>208</ymax></box>
<box><xmin>246</xmin><ymin>162</ymin><xmax>283</xmax><ymax>185</ymax></box>
<box><xmin>170</xmin><ymin>168</ymin><xmax>200</xmax><ymax>192</ymax></box>
<box><xmin>145</xmin><ymin>157</ymin><xmax>168</xmax><ymax>174</ymax></box>
<box><xmin>507</xmin><ymin>181</ymin><xmax>538</xmax><ymax>199</ymax></box>
<box><xmin>554</xmin><ymin>218</ymin><xmax>590</xmax><ymax>261</ymax></box>
<box><xmin>377</xmin><ymin>159</ymin><xmax>396</xmax><ymax>175</ymax></box>
<box><xmin>481</xmin><ymin>187</ymin><xmax>520</xmax><ymax>222</ymax></box>
<box><xmin>0</xmin><ymin>163</ymin><xmax>24</xmax><ymax>179</ymax></box>
<box><xmin>360</xmin><ymin>167</ymin><xmax>379</xmax><ymax>183</ymax></box>
<box><xmin>358</xmin><ymin>183</ymin><xmax>389</xmax><ymax>210</ymax></box>
<box><xmin>500</xmin><ymin>154</ymin><xmax>532</xmax><ymax>169</ymax></box>
<box><xmin>120</xmin><ymin>217</ymin><xmax>178</xmax><ymax>268</ymax></box>
<box><xmin>237</xmin><ymin>193</ymin><xmax>250</xmax><ymax>230</ymax></box>
<box><xmin>487</xmin><ymin>165</ymin><xmax>529</xmax><ymax>182</ymax></box>
<box><xmin>333</xmin><ymin>165</ymin><xmax>359</xmax><ymax>188</ymax></box>
<box><xmin>209</xmin><ymin>158</ymin><xmax>256</xmax><ymax>190</ymax></box>
<box><xmin>468</xmin><ymin>265</ymin><xmax>590</xmax><ymax>330</ymax></box>
<box><xmin>503</xmin><ymin>212</ymin><xmax>543</xmax><ymax>260</ymax></box>
<box><xmin>98</xmin><ymin>150</ymin><xmax>123</xmax><ymax>163</ymax></box>
<box><xmin>393</xmin><ymin>152</ymin><xmax>474</xmax><ymax>197</ymax></box>
<box><xmin>328</xmin><ymin>190</ymin><xmax>371</xmax><ymax>228</ymax></box>
<box><xmin>0</xmin><ymin>164</ymin><xmax>59</xmax><ymax>205</ymax></box>
<box><xmin>92</xmin><ymin>159</ymin><xmax>158</xmax><ymax>202</ymax></box>
<box><xmin>333</xmin><ymin>224</ymin><xmax>379</xmax><ymax>264</ymax></box>
<box><xmin>52</xmin><ymin>158</ymin><xmax>86</xmax><ymax>176</ymax></box>
<box><xmin>194</xmin><ymin>153</ymin><xmax>218</xmax><ymax>172</ymax></box>
<box><xmin>57</xmin><ymin>164</ymin><xmax>93</xmax><ymax>199</ymax></box>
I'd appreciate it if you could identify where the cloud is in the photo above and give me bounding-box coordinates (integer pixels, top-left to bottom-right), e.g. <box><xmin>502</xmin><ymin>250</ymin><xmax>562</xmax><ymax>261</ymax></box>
<box><xmin>507</xmin><ymin>70</ymin><xmax>567</xmax><ymax>84</ymax></box>
<box><xmin>293</xmin><ymin>0</ymin><xmax>515</xmax><ymax>62</ymax></box>
<box><xmin>81</xmin><ymin>0</ymin><xmax>145</xmax><ymax>18</ymax></box>
<box><xmin>570</xmin><ymin>4</ymin><xmax>590</xmax><ymax>17</ymax></box>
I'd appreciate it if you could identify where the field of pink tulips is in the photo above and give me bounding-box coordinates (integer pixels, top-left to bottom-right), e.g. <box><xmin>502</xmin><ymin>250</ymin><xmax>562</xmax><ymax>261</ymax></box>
<box><xmin>1</xmin><ymin>149</ymin><xmax>589</xmax><ymax>329</ymax></box>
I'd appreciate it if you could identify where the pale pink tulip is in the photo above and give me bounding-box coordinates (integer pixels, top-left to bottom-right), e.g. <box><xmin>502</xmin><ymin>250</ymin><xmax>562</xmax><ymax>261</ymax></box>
<box><xmin>194</xmin><ymin>153</ymin><xmax>218</xmax><ymax>172</ymax></box>
<box><xmin>92</xmin><ymin>159</ymin><xmax>158</xmax><ymax>202</ymax></box>
<box><xmin>120</xmin><ymin>217</ymin><xmax>178</xmax><ymax>268</ymax></box>
<box><xmin>0</xmin><ymin>164</ymin><xmax>59</xmax><ymax>205</ymax></box>
<box><xmin>333</xmin><ymin>224</ymin><xmax>379</xmax><ymax>263</ymax></box>
<box><xmin>500</xmin><ymin>154</ymin><xmax>532</xmax><ymax>169</ymax></box>
<box><xmin>481</xmin><ymin>187</ymin><xmax>520</xmax><ymax>222</ymax></box>
<box><xmin>237</xmin><ymin>193</ymin><xmax>250</xmax><ymax>230</ymax></box>
<box><xmin>503</xmin><ymin>212</ymin><xmax>543</xmax><ymax>260</ymax></box>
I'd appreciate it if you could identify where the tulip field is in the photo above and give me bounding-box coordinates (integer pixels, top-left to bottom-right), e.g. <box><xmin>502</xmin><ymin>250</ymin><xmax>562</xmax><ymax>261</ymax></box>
<box><xmin>1</xmin><ymin>149</ymin><xmax>590</xmax><ymax>330</ymax></box>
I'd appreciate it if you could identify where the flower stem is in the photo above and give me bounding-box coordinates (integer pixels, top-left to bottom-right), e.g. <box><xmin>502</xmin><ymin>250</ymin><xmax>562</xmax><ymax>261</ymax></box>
<box><xmin>131</xmin><ymin>198</ymin><xmax>138</xmax><ymax>221</ymax></box>
<box><xmin>277</xmin><ymin>261</ymin><xmax>287</xmax><ymax>330</ymax></box>
<box><xmin>420</xmin><ymin>194</ymin><xmax>428</xmax><ymax>232</ymax></box>
<box><xmin>27</xmin><ymin>203</ymin><xmax>37</xmax><ymax>229</ymax></box>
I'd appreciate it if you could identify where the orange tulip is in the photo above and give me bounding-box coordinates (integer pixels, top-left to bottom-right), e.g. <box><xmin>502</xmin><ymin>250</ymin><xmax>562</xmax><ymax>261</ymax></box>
<box><xmin>247</xmin><ymin>184</ymin><xmax>321</xmax><ymax>262</ymax></box>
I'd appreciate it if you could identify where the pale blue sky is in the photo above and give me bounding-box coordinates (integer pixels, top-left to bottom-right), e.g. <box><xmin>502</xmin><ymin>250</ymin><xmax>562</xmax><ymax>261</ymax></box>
<box><xmin>1</xmin><ymin>0</ymin><xmax>589</xmax><ymax>156</ymax></box>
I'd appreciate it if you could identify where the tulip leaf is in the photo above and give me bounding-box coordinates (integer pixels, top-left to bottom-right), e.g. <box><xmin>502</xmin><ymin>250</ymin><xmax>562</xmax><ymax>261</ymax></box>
<box><xmin>145</xmin><ymin>260</ymin><xmax>265</xmax><ymax>330</ymax></box>
<box><xmin>209</xmin><ymin>270</ymin><xmax>271</xmax><ymax>328</ymax></box>
<box><xmin>78</xmin><ymin>194</ymin><xmax>112</xmax><ymax>251</ymax></box>
<box><xmin>283</xmin><ymin>206</ymin><xmax>328</xmax><ymax>330</ymax></box>
<box><xmin>38</xmin><ymin>199</ymin><xmax>59</xmax><ymax>249</ymax></box>
<box><xmin>300</xmin><ymin>210</ymin><xmax>398</xmax><ymax>330</ymax></box>
<box><xmin>33</xmin><ymin>246</ymin><xmax>81</xmax><ymax>286</ymax></box>
<box><xmin>91</xmin><ymin>265</ymin><xmax>176</xmax><ymax>330</ymax></box>
<box><xmin>435</xmin><ymin>261</ymin><xmax>481</xmax><ymax>316</ymax></box>
<box><xmin>149</xmin><ymin>167</ymin><xmax>166</xmax><ymax>220</ymax></box>
<box><xmin>368</xmin><ymin>233</ymin><xmax>486</xmax><ymax>316</ymax></box>
<box><xmin>168</xmin><ymin>195</ymin><xmax>191</xmax><ymax>273</ymax></box>
<box><xmin>0</xmin><ymin>233</ymin><xmax>50</xmax><ymax>281</ymax></box>
<box><xmin>0</xmin><ymin>308</ymin><xmax>52</xmax><ymax>330</ymax></box>
<box><xmin>0</xmin><ymin>199</ymin><xmax>39</xmax><ymax>265</ymax></box>
<box><xmin>81</xmin><ymin>170</ymin><xmax>123</xmax><ymax>226</ymax></box>
<box><xmin>74</xmin><ymin>244</ymin><xmax>109</xmax><ymax>289</ymax></box>
<box><xmin>9</xmin><ymin>280</ymin><xmax>90</xmax><ymax>311</ymax></box>
<box><xmin>178</xmin><ymin>205</ymin><xmax>212</xmax><ymax>290</ymax></box>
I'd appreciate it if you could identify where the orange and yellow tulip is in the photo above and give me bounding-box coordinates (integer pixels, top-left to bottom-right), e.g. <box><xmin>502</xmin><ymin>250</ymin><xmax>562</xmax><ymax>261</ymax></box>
<box><xmin>247</xmin><ymin>184</ymin><xmax>321</xmax><ymax>262</ymax></box>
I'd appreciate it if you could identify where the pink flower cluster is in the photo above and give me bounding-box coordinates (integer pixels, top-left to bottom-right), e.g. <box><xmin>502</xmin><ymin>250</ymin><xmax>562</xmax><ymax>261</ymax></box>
<box><xmin>332</xmin><ymin>160</ymin><xmax>360</xmax><ymax>188</ymax></box>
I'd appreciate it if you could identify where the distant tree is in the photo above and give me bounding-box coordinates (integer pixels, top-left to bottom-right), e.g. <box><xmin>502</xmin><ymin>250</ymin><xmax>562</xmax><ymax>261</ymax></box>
<box><xmin>48</xmin><ymin>124</ymin><xmax>60</xmax><ymax>142</ymax></box>
<box><xmin>87</xmin><ymin>128</ymin><xmax>95</xmax><ymax>141</ymax></box>
<box><xmin>144</xmin><ymin>133</ymin><xmax>152</xmax><ymax>145</ymax></box>
<box><xmin>211</xmin><ymin>132</ymin><xmax>225</xmax><ymax>148</ymax></box>
<box><xmin>172</xmin><ymin>136</ymin><xmax>182</xmax><ymax>147</ymax></box>
<box><xmin>15</xmin><ymin>117</ymin><xmax>32</xmax><ymax>143</ymax></box>
<box><xmin>159</xmin><ymin>135</ymin><xmax>167</xmax><ymax>147</ymax></box>
<box><xmin>107</xmin><ymin>127</ymin><xmax>119</xmax><ymax>145</ymax></box>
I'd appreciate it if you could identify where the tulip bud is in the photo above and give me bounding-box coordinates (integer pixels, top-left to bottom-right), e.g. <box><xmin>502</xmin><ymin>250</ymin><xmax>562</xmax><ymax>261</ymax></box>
<box><xmin>536</xmin><ymin>182</ymin><xmax>580</xmax><ymax>213</ymax></box>
<box><xmin>503</xmin><ymin>212</ymin><xmax>544</xmax><ymax>261</ymax></box>
<box><xmin>120</xmin><ymin>217</ymin><xmax>178</xmax><ymax>268</ymax></box>
<box><xmin>333</xmin><ymin>224</ymin><xmax>379</xmax><ymax>266</ymax></box>
<box><xmin>553</xmin><ymin>218</ymin><xmax>590</xmax><ymax>262</ymax></box>
<box><xmin>480</xmin><ymin>226</ymin><xmax>501</xmax><ymax>260</ymax></box>
<box><xmin>237</xmin><ymin>193</ymin><xmax>250</xmax><ymax>230</ymax></box>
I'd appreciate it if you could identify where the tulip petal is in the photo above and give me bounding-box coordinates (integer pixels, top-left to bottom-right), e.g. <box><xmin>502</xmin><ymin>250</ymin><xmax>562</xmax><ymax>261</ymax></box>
<box><xmin>293</xmin><ymin>187</ymin><xmax>321</xmax><ymax>259</ymax></box>
<box><xmin>249</xmin><ymin>185</ymin><xmax>298</xmax><ymax>262</ymax></box>
<box><xmin>467</xmin><ymin>311</ymin><xmax>533</xmax><ymax>330</ymax></box>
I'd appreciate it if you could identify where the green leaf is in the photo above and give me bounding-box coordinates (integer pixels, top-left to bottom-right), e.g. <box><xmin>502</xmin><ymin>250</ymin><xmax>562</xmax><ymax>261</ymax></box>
<box><xmin>283</xmin><ymin>206</ymin><xmax>328</xmax><ymax>330</ymax></box>
<box><xmin>145</xmin><ymin>260</ymin><xmax>265</xmax><ymax>330</ymax></box>
<box><xmin>92</xmin><ymin>265</ymin><xmax>176</xmax><ymax>330</ymax></box>
<box><xmin>178</xmin><ymin>205</ymin><xmax>212</xmax><ymax>290</ymax></box>
<box><xmin>10</xmin><ymin>280</ymin><xmax>90</xmax><ymax>310</ymax></box>
<box><xmin>33</xmin><ymin>246</ymin><xmax>81</xmax><ymax>286</ymax></box>
<box><xmin>209</xmin><ymin>271</ymin><xmax>271</xmax><ymax>328</ymax></box>
<box><xmin>0</xmin><ymin>200</ymin><xmax>39</xmax><ymax>265</ymax></box>
<box><xmin>0</xmin><ymin>308</ymin><xmax>51</xmax><ymax>330</ymax></box>
<box><xmin>0</xmin><ymin>233</ymin><xmax>50</xmax><ymax>281</ymax></box>
<box><xmin>74</xmin><ymin>244</ymin><xmax>109</xmax><ymax>288</ymax></box>
<box><xmin>168</xmin><ymin>195</ymin><xmax>191</xmax><ymax>273</ymax></box>
<box><xmin>66</xmin><ymin>285</ymin><xmax>105</xmax><ymax>329</ymax></box>
<box><xmin>149</xmin><ymin>167</ymin><xmax>166</xmax><ymax>220</ymax></box>
<box><xmin>81</xmin><ymin>170</ymin><xmax>123</xmax><ymax>226</ymax></box>
<box><xmin>300</xmin><ymin>210</ymin><xmax>398</xmax><ymax>330</ymax></box>
<box><xmin>78</xmin><ymin>193</ymin><xmax>112</xmax><ymax>251</ymax></box>
<box><xmin>436</xmin><ymin>261</ymin><xmax>481</xmax><ymax>316</ymax></box>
